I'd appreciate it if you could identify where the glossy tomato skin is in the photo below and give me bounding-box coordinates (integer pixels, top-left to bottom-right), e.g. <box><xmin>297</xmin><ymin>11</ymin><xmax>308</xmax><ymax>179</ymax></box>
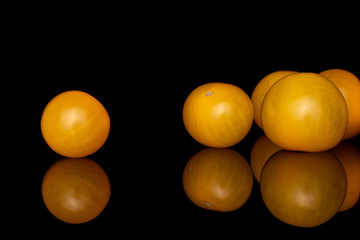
<box><xmin>183</xmin><ymin>83</ymin><xmax>253</xmax><ymax>148</ymax></box>
<box><xmin>41</xmin><ymin>158</ymin><xmax>111</xmax><ymax>224</ymax></box>
<box><xmin>251</xmin><ymin>70</ymin><xmax>297</xmax><ymax>129</ymax></box>
<box><xmin>319</xmin><ymin>69</ymin><xmax>360</xmax><ymax>139</ymax></box>
<box><xmin>41</xmin><ymin>91</ymin><xmax>110</xmax><ymax>158</ymax></box>
<box><xmin>183</xmin><ymin>148</ymin><xmax>253</xmax><ymax>212</ymax></box>
<box><xmin>261</xmin><ymin>73</ymin><xmax>348</xmax><ymax>152</ymax></box>
<box><xmin>260</xmin><ymin>150</ymin><xmax>347</xmax><ymax>228</ymax></box>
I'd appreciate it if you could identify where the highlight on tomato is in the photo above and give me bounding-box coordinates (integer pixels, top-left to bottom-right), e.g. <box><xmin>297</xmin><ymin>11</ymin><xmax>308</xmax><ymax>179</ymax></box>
<box><xmin>42</xmin><ymin>158</ymin><xmax>111</xmax><ymax>224</ymax></box>
<box><xmin>183</xmin><ymin>82</ymin><xmax>253</xmax><ymax>148</ymax></box>
<box><xmin>319</xmin><ymin>69</ymin><xmax>360</xmax><ymax>139</ymax></box>
<box><xmin>261</xmin><ymin>72</ymin><xmax>348</xmax><ymax>152</ymax></box>
<box><xmin>330</xmin><ymin>141</ymin><xmax>360</xmax><ymax>212</ymax></box>
<box><xmin>183</xmin><ymin>148</ymin><xmax>253</xmax><ymax>212</ymax></box>
<box><xmin>260</xmin><ymin>150</ymin><xmax>347</xmax><ymax>227</ymax></box>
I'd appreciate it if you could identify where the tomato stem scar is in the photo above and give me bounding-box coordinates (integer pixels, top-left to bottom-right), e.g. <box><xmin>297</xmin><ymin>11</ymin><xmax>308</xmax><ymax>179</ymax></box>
<box><xmin>205</xmin><ymin>91</ymin><xmax>213</xmax><ymax>96</ymax></box>
<box><xmin>201</xmin><ymin>201</ymin><xmax>213</xmax><ymax>208</ymax></box>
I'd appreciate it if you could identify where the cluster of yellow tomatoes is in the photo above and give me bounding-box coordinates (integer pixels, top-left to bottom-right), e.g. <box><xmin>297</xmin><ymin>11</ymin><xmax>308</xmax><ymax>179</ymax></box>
<box><xmin>40</xmin><ymin>91</ymin><xmax>111</xmax><ymax>224</ymax></box>
<box><xmin>182</xmin><ymin>69</ymin><xmax>360</xmax><ymax>227</ymax></box>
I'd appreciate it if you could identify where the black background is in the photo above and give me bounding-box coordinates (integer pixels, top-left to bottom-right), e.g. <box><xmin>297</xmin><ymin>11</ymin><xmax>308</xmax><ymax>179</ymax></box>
<box><xmin>6</xmin><ymin>5</ymin><xmax>360</xmax><ymax>235</ymax></box>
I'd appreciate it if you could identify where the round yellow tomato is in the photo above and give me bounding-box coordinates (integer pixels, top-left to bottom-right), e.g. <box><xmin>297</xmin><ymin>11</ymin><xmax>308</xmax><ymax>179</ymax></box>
<box><xmin>183</xmin><ymin>148</ymin><xmax>253</xmax><ymax>212</ymax></box>
<box><xmin>260</xmin><ymin>150</ymin><xmax>347</xmax><ymax>227</ymax></box>
<box><xmin>261</xmin><ymin>73</ymin><xmax>348</xmax><ymax>152</ymax></box>
<box><xmin>42</xmin><ymin>158</ymin><xmax>111</xmax><ymax>224</ymax></box>
<box><xmin>251</xmin><ymin>70</ymin><xmax>297</xmax><ymax>129</ymax></box>
<box><xmin>330</xmin><ymin>142</ymin><xmax>360</xmax><ymax>212</ymax></box>
<box><xmin>183</xmin><ymin>83</ymin><xmax>253</xmax><ymax>148</ymax></box>
<box><xmin>319</xmin><ymin>69</ymin><xmax>360</xmax><ymax>139</ymax></box>
<box><xmin>41</xmin><ymin>90</ymin><xmax>110</xmax><ymax>158</ymax></box>
<box><xmin>250</xmin><ymin>135</ymin><xmax>282</xmax><ymax>183</ymax></box>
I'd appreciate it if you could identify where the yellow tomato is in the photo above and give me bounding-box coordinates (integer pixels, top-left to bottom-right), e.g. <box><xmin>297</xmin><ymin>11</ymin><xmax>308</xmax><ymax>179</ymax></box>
<box><xmin>42</xmin><ymin>158</ymin><xmax>111</xmax><ymax>224</ymax></box>
<box><xmin>260</xmin><ymin>150</ymin><xmax>347</xmax><ymax>227</ymax></box>
<box><xmin>330</xmin><ymin>142</ymin><xmax>360</xmax><ymax>212</ymax></box>
<box><xmin>319</xmin><ymin>69</ymin><xmax>360</xmax><ymax>139</ymax></box>
<box><xmin>183</xmin><ymin>83</ymin><xmax>253</xmax><ymax>148</ymax></box>
<box><xmin>250</xmin><ymin>135</ymin><xmax>282</xmax><ymax>183</ymax></box>
<box><xmin>183</xmin><ymin>148</ymin><xmax>253</xmax><ymax>212</ymax></box>
<box><xmin>261</xmin><ymin>73</ymin><xmax>348</xmax><ymax>152</ymax></box>
<box><xmin>41</xmin><ymin>91</ymin><xmax>110</xmax><ymax>158</ymax></box>
<box><xmin>251</xmin><ymin>70</ymin><xmax>297</xmax><ymax>129</ymax></box>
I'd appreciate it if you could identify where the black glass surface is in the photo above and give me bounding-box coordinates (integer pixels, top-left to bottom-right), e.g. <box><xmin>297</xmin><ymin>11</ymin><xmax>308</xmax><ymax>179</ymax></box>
<box><xmin>8</xmin><ymin>22</ymin><xmax>359</xmax><ymax>234</ymax></box>
<box><xmin>20</xmin><ymin>61</ymin><xmax>359</xmax><ymax>231</ymax></box>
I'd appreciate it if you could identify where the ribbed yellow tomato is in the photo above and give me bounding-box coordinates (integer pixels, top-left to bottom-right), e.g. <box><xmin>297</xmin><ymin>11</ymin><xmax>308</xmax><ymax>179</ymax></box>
<box><xmin>319</xmin><ymin>69</ymin><xmax>360</xmax><ymax>139</ymax></box>
<box><xmin>261</xmin><ymin>73</ymin><xmax>348</xmax><ymax>152</ymax></box>
<box><xmin>251</xmin><ymin>70</ymin><xmax>297</xmax><ymax>129</ymax></box>
<box><xmin>183</xmin><ymin>148</ymin><xmax>253</xmax><ymax>212</ymax></box>
<box><xmin>42</xmin><ymin>158</ymin><xmax>111</xmax><ymax>224</ymax></box>
<box><xmin>41</xmin><ymin>91</ymin><xmax>110</xmax><ymax>158</ymax></box>
<box><xmin>183</xmin><ymin>83</ymin><xmax>253</xmax><ymax>148</ymax></box>
<box><xmin>260</xmin><ymin>150</ymin><xmax>347</xmax><ymax>227</ymax></box>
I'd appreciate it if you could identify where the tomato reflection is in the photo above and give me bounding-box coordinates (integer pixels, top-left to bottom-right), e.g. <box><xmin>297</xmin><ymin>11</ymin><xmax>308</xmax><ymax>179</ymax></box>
<box><xmin>250</xmin><ymin>135</ymin><xmax>282</xmax><ymax>183</ymax></box>
<box><xmin>41</xmin><ymin>158</ymin><xmax>111</xmax><ymax>224</ymax></box>
<box><xmin>330</xmin><ymin>142</ymin><xmax>360</xmax><ymax>212</ymax></box>
<box><xmin>183</xmin><ymin>148</ymin><xmax>253</xmax><ymax>212</ymax></box>
<box><xmin>260</xmin><ymin>150</ymin><xmax>347</xmax><ymax>227</ymax></box>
